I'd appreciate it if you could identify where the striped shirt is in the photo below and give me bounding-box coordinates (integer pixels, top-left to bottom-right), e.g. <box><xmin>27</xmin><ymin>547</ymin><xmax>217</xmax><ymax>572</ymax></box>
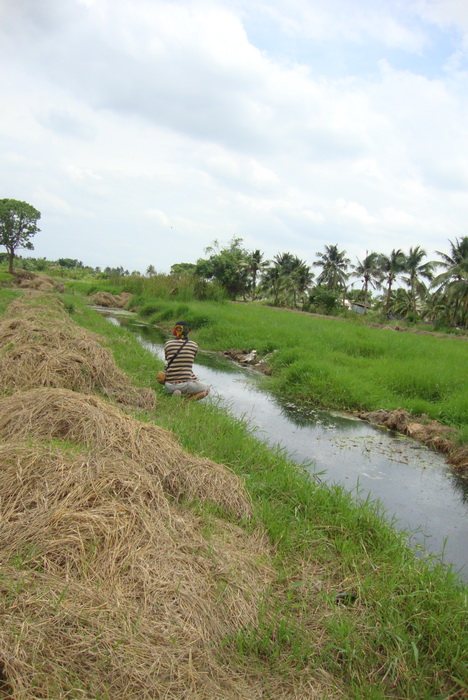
<box><xmin>164</xmin><ymin>338</ymin><xmax>198</xmax><ymax>383</ymax></box>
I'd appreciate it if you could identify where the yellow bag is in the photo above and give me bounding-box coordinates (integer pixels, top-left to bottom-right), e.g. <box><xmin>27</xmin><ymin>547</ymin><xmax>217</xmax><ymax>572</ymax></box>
<box><xmin>156</xmin><ymin>370</ymin><xmax>166</xmax><ymax>384</ymax></box>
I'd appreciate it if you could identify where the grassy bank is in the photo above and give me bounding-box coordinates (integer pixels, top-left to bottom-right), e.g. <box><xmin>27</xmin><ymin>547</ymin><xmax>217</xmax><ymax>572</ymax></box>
<box><xmin>76</xmin><ymin>290</ymin><xmax>468</xmax><ymax>441</ymax></box>
<box><xmin>55</xmin><ymin>290</ymin><xmax>468</xmax><ymax>698</ymax></box>
<box><xmin>1</xmin><ymin>287</ymin><xmax>466</xmax><ymax>697</ymax></box>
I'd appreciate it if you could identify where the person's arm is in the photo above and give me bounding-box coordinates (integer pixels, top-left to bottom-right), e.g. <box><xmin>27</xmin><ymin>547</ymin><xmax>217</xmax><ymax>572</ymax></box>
<box><xmin>191</xmin><ymin>343</ymin><xmax>198</xmax><ymax>378</ymax></box>
<box><xmin>164</xmin><ymin>342</ymin><xmax>173</xmax><ymax>365</ymax></box>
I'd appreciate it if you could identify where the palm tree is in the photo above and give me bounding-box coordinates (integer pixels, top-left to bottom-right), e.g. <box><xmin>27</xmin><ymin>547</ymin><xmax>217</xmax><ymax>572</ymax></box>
<box><xmin>378</xmin><ymin>249</ymin><xmax>406</xmax><ymax>315</ymax></box>
<box><xmin>279</xmin><ymin>257</ymin><xmax>313</xmax><ymax>307</ymax></box>
<box><xmin>389</xmin><ymin>288</ymin><xmax>414</xmax><ymax>318</ymax></box>
<box><xmin>293</xmin><ymin>259</ymin><xmax>315</xmax><ymax>308</ymax></box>
<box><xmin>313</xmin><ymin>244</ymin><xmax>350</xmax><ymax>291</ymax></box>
<box><xmin>259</xmin><ymin>264</ymin><xmax>285</xmax><ymax>306</ymax></box>
<box><xmin>351</xmin><ymin>252</ymin><xmax>381</xmax><ymax>314</ymax></box>
<box><xmin>273</xmin><ymin>252</ymin><xmax>296</xmax><ymax>274</ymax></box>
<box><xmin>421</xmin><ymin>291</ymin><xmax>448</xmax><ymax>324</ymax></box>
<box><xmin>431</xmin><ymin>237</ymin><xmax>468</xmax><ymax>326</ymax></box>
<box><xmin>403</xmin><ymin>246</ymin><xmax>434</xmax><ymax>314</ymax></box>
<box><xmin>246</xmin><ymin>249</ymin><xmax>269</xmax><ymax>300</ymax></box>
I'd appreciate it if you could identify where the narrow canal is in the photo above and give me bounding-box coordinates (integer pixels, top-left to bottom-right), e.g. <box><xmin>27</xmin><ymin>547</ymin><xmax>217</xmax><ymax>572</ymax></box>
<box><xmin>101</xmin><ymin>309</ymin><xmax>468</xmax><ymax>582</ymax></box>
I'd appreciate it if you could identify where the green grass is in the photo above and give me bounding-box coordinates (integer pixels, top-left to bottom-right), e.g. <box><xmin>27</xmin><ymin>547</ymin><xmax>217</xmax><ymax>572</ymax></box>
<box><xmin>58</xmin><ymin>290</ymin><xmax>468</xmax><ymax>698</ymax></box>
<box><xmin>97</xmin><ymin>293</ymin><xmax>468</xmax><ymax>434</ymax></box>
<box><xmin>0</xmin><ymin>271</ymin><xmax>15</xmax><ymax>286</ymax></box>
<box><xmin>3</xmin><ymin>289</ymin><xmax>467</xmax><ymax>698</ymax></box>
<box><xmin>0</xmin><ymin>287</ymin><xmax>21</xmax><ymax>314</ymax></box>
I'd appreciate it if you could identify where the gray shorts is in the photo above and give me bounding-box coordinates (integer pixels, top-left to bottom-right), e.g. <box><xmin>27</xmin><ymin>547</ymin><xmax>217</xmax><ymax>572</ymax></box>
<box><xmin>165</xmin><ymin>380</ymin><xmax>209</xmax><ymax>396</ymax></box>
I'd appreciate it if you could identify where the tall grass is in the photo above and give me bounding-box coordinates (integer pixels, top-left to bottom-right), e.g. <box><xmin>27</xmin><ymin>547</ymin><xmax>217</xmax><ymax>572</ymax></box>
<box><xmin>60</xmin><ymin>291</ymin><xmax>468</xmax><ymax>699</ymax></box>
<box><xmin>107</xmin><ymin>272</ymin><xmax>228</xmax><ymax>302</ymax></box>
<box><xmin>108</xmin><ymin>294</ymin><xmax>468</xmax><ymax>432</ymax></box>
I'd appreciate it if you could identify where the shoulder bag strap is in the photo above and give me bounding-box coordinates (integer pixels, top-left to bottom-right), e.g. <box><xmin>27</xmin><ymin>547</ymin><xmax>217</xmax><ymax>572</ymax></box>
<box><xmin>165</xmin><ymin>339</ymin><xmax>189</xmax><ymax>371</ymax></box>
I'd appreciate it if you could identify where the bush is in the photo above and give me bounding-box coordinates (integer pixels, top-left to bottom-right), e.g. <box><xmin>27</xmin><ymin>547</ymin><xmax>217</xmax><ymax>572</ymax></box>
<box><xmin>140</xmin><ymin>303</ymin><xmax>164</xmax><ymax>317</ymax></box>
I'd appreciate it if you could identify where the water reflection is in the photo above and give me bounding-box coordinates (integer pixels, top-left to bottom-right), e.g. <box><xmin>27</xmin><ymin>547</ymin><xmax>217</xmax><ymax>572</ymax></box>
<box><xmin>99</xmin><ymin>309</ymin><xmax>468</xmax><ymax>581</ymax></box>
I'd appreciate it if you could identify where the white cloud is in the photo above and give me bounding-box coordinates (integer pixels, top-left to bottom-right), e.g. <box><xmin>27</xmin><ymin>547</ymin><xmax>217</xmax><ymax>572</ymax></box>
<box><xmin>0</xmin><ymin>0</ymin><xmax>467</xmax><ymax>272</ymax></box>
<box><xmin>65</xmin><ymin>166</ymin><xmax>103</xmax><ymax>183</ymax></box>
<box><xmin>335</xmin><ymin>199</ymin><xmax>376</xmax><ymax>224</ymax></box>
<box><xmin>32</xmin><ymin>187</ymin><xmax>73</xmax><ymax>214</ymax></box>
<box><xmin>145</xmin><ymin>208</ymin><xmax>171</xmax><ymax>227</ymax></box>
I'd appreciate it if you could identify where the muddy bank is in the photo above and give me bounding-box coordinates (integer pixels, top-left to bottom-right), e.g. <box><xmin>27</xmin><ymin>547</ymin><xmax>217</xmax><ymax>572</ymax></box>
<box><xmin>223</xmin><ymin>348</ymin><xmax>468</xmax><ymax>474</ymax></box>
<box><xmin>223</xmin><ymin>348</ymin><xmax>273</xmax><ymax>374</ymax></box>
<box><xmin>357</xmin><ymin>408</ymin><xmax>468</xmax><ymax>472</ymax></box>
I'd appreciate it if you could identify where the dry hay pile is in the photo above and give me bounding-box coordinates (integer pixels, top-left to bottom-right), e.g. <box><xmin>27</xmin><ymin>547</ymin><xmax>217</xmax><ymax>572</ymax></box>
<box><xmin>0</xmin><ymin>441</ymin><xmax>278</xmax><ymax>699</ymax></box>
<box><xmin>0</xmin><ymin>388</ymin><xmax>252</xmax><ymax>520</ymax></box>
<box><xmin>0</xmin><ymin>292</ymin><xmax>155</xmax><ymax>410</ymax></box>
<box><xmin>0</xmin><ymin>296</ymin><xmax>339</xmax><ymax>698</ymax></box>
<box><xmin>13</xmin><ymin>270</ymin><xmax>64</xmax><ymax>293</ymax></box>
<box><xmin>89</xmin><ymin>291</ymin><xmax>132</xmax><ymax>308</ymax></box>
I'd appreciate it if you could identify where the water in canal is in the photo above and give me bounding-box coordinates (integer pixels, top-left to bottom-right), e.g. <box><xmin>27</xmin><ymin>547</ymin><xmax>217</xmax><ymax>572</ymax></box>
<box><xmin>101</xmin><ymin>309</ymin><xmax>468</xmax><ymax>582</ymax></box>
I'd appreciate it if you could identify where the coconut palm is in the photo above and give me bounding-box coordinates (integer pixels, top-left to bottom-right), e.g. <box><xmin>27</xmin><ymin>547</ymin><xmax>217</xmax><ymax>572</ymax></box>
<box><xmin>243</xmin><ymin>249</ymin><xmax>269</xmax><ymax>300</ymax></box>
<box><xmin>313</xmin><ymin>244</ymin><xmax>350</xmax><ymax>291</ymax></box>
<box><xmin>403</xmin><ymin>246</ymin><xmax>434</xmax><ymax>314</ymax></box>
<box><xmin>273</xmin><ymin>252</ymin><xmax>296</xmax><ymax>274</ymax></box>
<box><xmin>280</xmin><ymin>257</ymin><xmax>314</xmax><ymax>308</ymax></box>
<box><xmin>293</xmin><ymin>260</ymin><xmax>315</xmax><ymax>308</ymax></box>
<box><xmin>378</xmin><ymin>249</ymin><xmax>406</xmax><ymax>315</ymax></box>
<box><xmin>431</xmin><ymin>237</ymin><xmax>468</xmax><ymax>326</ymax></box>
<box><xmin>351</xmin><ymin>252</ymin><xmax>381</xmax><ymax>314</ymax></box>
<box><xmin>421</xmin><ymin>290</ymin><xmax>448</xmax><ymax>324</ymax></box>
<box><xmin>259</xmin><ymin>264</ymin><xmax>285</xmax><ymax>306</ymax></box>
<box><xmin>389</xmin><ymin>288</ymin><xmax>414</xmax><ymax>318</ymax></box>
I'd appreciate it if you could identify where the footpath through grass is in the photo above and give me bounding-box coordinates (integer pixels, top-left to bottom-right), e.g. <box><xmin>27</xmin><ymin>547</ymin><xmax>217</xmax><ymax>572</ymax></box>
<box><xmin>61</xmin><ymin>290</ymin><xmax>468</xmax><ymax>699</ymax></box>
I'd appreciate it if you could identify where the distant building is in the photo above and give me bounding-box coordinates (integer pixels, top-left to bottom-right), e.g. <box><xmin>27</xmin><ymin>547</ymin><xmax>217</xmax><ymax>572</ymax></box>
<box><xmin>343</xmin><ymin>299</ymin><xmax>367</xmax><ymax>315</ymax></box>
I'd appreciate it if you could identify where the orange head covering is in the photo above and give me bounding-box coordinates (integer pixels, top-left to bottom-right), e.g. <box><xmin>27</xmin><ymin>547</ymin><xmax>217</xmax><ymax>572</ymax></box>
<box><xmin>173</xmin><ymin>321</ymin><xmax>189</xmax><ymax>339</ymax></box>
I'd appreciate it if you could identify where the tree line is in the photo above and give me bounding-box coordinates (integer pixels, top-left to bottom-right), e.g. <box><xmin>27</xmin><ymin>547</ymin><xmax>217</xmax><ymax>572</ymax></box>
<box><xmin>166</xmin><ymin>237</ymin><xmax>468</xmax><ymax>327</ymax></box>
<box><xmin>1</xmin><ymin>198</ymin><xmax>466</xmax><ymax>327</ymax></box>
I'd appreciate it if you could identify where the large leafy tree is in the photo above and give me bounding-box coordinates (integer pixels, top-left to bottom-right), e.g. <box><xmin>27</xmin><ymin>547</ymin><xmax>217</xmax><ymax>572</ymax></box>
<box><xmin>170</xmin><ymin>262</ymin><xmax>196</xmax><ymax>276</ymax></box>
<box><xmin>351</xmin><ymin>251</ymin><xmax>381</xmax><ymax>314</ymax></box>
<box><xmin>378</xmin><ymin>249</ymin><xmax>406</xmax><ymax>315</ymax></box>
<box><xmin>313</xmin><ymin>244</ymin><xmax>350</xmax><ymax>290</ymax></box>
<box><xmin>0</xmin><ymin>199</ymin><xmax>41</xmax><ymax>273</ymax></box>
<box><xmin>57</xmin><ymin>258</ymin><xmax>84</xmax><ymax>269</ymax></box>
<box><xmin>195</xmin><ymin>237</ymin><xmax>251</xmax><ymax>299</ymax></box>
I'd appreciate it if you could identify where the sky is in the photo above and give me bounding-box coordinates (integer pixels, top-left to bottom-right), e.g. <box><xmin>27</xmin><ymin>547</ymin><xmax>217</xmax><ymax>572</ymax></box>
<box><xmin>0</xmin><ymin>0</ymin><xmax>467</xmax><ymax>274</ymax></box>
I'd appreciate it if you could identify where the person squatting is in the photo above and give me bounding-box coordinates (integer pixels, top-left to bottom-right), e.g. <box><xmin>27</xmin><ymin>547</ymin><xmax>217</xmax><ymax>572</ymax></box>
<box><xmin>163</xmin><ymin>321</ymin><xmax>210</xmax><ymax>401</ymax></box>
